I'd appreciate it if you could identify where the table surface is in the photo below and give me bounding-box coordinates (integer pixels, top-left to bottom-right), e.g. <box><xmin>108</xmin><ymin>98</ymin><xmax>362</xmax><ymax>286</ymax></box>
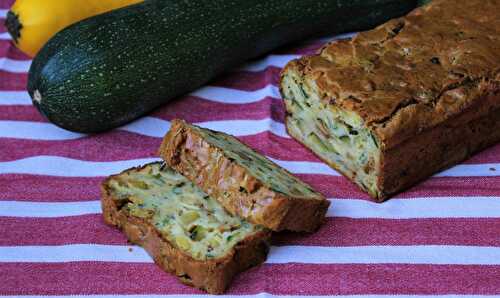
<box><xmin>1</xmin><ymin>1</ymin><xmax>499</xmax><ymax>297</ymax></box>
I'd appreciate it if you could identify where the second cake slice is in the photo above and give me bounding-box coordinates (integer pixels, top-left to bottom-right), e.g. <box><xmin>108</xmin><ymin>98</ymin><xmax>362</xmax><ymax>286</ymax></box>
<box><xmin>101</xmin><ymin>162</ymin><xmax>270</xmax><ymax>294</ymax></box>
<box><xmin>159</xmin><ymin>119</ymin><xmax>330</xmax><ymax>232</ymax></box>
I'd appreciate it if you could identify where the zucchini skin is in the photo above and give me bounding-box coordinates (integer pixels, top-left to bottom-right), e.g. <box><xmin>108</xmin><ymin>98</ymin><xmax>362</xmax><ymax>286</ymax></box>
<box><xmin>28</xmin><ymin>0</ymin><xmax>418</xmax><ymax>133</ymax></box>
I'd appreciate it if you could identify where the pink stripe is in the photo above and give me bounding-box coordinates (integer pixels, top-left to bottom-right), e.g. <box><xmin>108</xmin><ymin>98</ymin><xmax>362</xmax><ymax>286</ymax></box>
<box><xmin>212</xmin><ymin>67</ymin><xmax>281</xmax><ymax>90</ymax></box>
<box><xmin>0</xmin><ymin>0</ymin><xmax>13</xmax><ymax>9</ymax></box>
<box><xmin>0</xmin><ymin>72</ymin><xmax>28</xmax><ymax>90</ymax></box>
<box><xmin>0</xmin><ymin>63</ymin><xmax>280</xmax><ymax>92</ymax></box>
<box><xmin>0</xmin><ymin>105</ymin><xmax>43</xmax><ymax>121</ymax></box>
<box><xmin>0</xmin><ymin>262</ymin><xmax>201</xmax><ymax>295</ymax></box>
<box><xmin>0</xmin><ymin>214</ymin><xmax>215</xmax><ymax>245</ymax></box>
<box><xmin>235</xmin><ymin>264</ymin><xmax>500</xmax><ymax>295</ymax></box>
<box><xmin>0</xmin><ymin>96</ymin><xmax>285</xmax><ymax>122</ymax></box>
<box><xmin>2</xmin><ymin>215</ymin><xmax>499</xmax><ymax>247</ymax></box>
<box><xmin>398</xmin><ymin>176</ymin><xmax>500</xmax><ymax>198</ymax></box>
<box><xmin>0</xmin><ymin>131</ymin><xmax>161</xmax><ymax>161</ymax></box>
<box><xmin>0</xmin><ymin>215</ymin><xmax>127</xmax><ymax>246</ymax></box>
<box><xmin>296</xmin><ymin>175</ymin><xmax>500</xmax><ymax>199</ymax></box>
<box><xmin>0</xmin><ymin>175</ymin><xmax>103</xmax><ymax>201</ymax></box>
<box><xmin>239</xmin><ymin>132</ymin><xmax>319</xmax><ymax>161</ymax></box>
<box><xmin>2</xmin><ymin>174</ymin><xmax>500</xmax><ymax>202</ymax></box>
<box><xmin>1</xmin><ymin>262</ymin><xmax>498</xmax><ymax>295</ymax></box>
<box><xmin>274</xmin><ymin>217</ymin><xmax>500</xmax><ymax>247</ymax></box>
<box><xmin>0</xmin><ymin>132</ymin><xmax>316</xmax><ymax>162</ymax></box>
<box><xmin>151</xmin><ymin>95</ymin><xmax>284</xmax><ymax>122</ymax></box>
<box><xmin>0</xmin><ymin>42</ymin><xmax>30</xmax><ymax>60</ymax></box>
<box><xmin>3</xmin><ymin>132</ymin><xmax>496</xmax><ymax>171</ymax></box>
<box><xmin>464</xmin><ymin>144</ymin><xmax>500</xmax><ymax>164</ymax></box>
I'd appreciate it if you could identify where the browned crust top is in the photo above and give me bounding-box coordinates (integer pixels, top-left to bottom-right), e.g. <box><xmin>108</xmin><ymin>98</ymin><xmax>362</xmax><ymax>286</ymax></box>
<box><xmin>285</xmin><ymin>0</ymin><xmax>500</xmax><ymax>148</ymax></box>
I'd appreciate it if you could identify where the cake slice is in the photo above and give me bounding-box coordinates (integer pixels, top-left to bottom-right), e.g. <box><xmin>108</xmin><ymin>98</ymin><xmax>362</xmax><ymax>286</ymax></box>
<box><xmin>159</xmin><ymin>119</ymin><xmax>330</xmax><ymax>232</ymax></box>
<box><xmin>280</xmin><ymin>0</ymin><xmax>500</xmax><ymax>200</ymax></box>
<box><xmin>101</xmin><ymin>162</ymin><xmax>270</xmax><ymax>294</ymax></box>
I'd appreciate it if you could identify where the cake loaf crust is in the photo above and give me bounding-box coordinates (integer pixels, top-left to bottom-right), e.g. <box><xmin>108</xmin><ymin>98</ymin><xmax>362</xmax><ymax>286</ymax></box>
<box><xmin>101</xmin><ymin>164</ymin><xmax>270</xmax><ymax>294</ymax></box>
<box><xmin>159</xmin><ymin>120</ymin><xmax>330</xmax><ymax>232</ymax></box>
<box><xmin>280</xmin><ymin>0</ymin><xmax>500</xmax><ymax>200</ymax></box>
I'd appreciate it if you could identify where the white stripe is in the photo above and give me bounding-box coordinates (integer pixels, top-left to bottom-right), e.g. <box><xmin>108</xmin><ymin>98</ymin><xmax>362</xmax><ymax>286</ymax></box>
<box><xmin>200</xmin><ymin>118</ymin><xmax>288</xmax><ymax>138</ymax></box>
<box><xmin>0</xmin><ymin>57</ymin><xmax>31</xmax><ymax>73</ymax></box>
<box><xmin>3</xmin><ymin>197</ymin><xmax>500</xmax><ymax>219</ymax></box>
<box><xmin>328</xmin><ymin>197</ymin><xmax>500</xmax><ymax>219</ymax></box>
<box><xmin>0</xmin><ymin>244</ymin><xmax>150</xmax><ymax>263</ymax></box>
<box><xmin>0</xmin><ymin>117</ymin><xmax>289</xmax><ymax>139</ymax></box>
<box><xmin>3</xmin><ymin>295</ymin><xmax>499</xmax><ymax>298</ymax></box>
<box><xmin>0</xmin><ymin>32</ymin><xmax>11</xmax><ymax>40</ymax></box>
<box><xmin>0</xmin><ymin>244</ymin><xmax>499</xmax><ymax>265</ymax></box>
<box><xmin>435</xmin><ymin>163</ymin><xmax>500</xmax><ymax>177</ymax></box>
<box><xmin>0</xmin><ymin>8</ymin><xmax>7</xmax><ymax>18</ymax></box>
<box><xmin>239</xmin><ymin>55</ymin><xmax>301</xmax><ymax>72</ymax></box>
<box><xmin>0</xmin><ymin>200</ymin><xmax>101</xmax><ymax>217</ymax></box>
<box><xmin>0</xmin><ymin>90</ymin><xmax>31</xmax><ymax>105</ymax></box>
<box><xmin>0</xmin><ymin>155</ymin><xmax>499</xmax><ymax>178</ymax></box>
<box><xmin>0</xmin><ymin>156</ymin><xmax>315</xmax><ymax>177</ymax></box>
<box><xmin>268</xmin><ymin>245</ymin><xmax>500</xmax><ymax>265</ymax></box>
<box><xmin>121</xmin><ymin>117</ymin><xmax>289</xmax><ymax>138</ymax></box>
<box><xmin>0</xmin><ymin>120</ymin><xmax>86</xmax><ymax>140</ymax></box>
<box><xmin>0</xmin><ymin>156</ymin><xmax>159</xmax><ymax>177</ymax></box>
<box><xmin>0</xmin><ymin>156</ymin><xmax>329</xmax><ymax>177</ymax></box>
<box><xmin>268</xmin><ymin>157</ymin><xmax>338</xmax><ymax>176</ymax></box>
<box><xmin>190</xmin><ymin>84</ymin><xmax>280</xmax><ymax>104</ymax></box>
<box><xmin>118</xmin><ymin>117</ymin><xmax>170</xmax><ymax>137</ymax></box>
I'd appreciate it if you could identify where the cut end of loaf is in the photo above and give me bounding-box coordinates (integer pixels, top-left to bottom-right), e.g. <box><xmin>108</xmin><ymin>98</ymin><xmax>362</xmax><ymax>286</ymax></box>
<box><xmin>281</xmin><ymin>67</ymin><xmax>381</xmax><ymax>198</ymax></box>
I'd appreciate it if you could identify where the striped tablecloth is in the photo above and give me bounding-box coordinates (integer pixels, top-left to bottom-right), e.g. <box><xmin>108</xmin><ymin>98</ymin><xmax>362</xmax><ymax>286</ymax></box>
<box><xmin>1</xmin><ymin>1</ymin><xmax>500</xmax><ymax>297</ymax></box>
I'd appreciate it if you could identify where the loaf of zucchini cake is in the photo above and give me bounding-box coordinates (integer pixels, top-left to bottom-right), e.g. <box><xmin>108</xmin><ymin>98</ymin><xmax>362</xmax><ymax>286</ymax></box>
<box><xmin>101</xmin><ymin>162</ymin><xmax>270</xmax><ymax>294</ymax></box>
<box><xmin>159</xmin><ymin>119</ymin><xmax>330</xmax><ymax>232</ymax></box>
<box><xmin>280</xmin><ymin>0</ymin><xmax>500</xmax><ymax>200</ymax></box>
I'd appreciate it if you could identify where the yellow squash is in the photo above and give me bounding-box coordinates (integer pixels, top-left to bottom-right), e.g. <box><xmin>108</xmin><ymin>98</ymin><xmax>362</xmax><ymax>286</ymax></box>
<box><xmin>5</xmin><ymin>0</ymin><xmax>143</xmax><ymax>57</ymax></box>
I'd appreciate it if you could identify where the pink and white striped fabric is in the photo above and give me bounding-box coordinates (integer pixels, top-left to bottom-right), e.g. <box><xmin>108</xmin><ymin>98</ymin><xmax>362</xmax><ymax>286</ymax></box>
<box><xmin>1</xmin><ymin>1</ymin><xmax>499</xmax><ymax>297</ymax></box>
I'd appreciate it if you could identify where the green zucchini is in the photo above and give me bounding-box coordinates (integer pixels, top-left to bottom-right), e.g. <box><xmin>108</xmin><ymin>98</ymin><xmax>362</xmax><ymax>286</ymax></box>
<box><xmin>28</xmin><ymin>0</ymin><xmax>418</xmax><ymax>132</ymax></box>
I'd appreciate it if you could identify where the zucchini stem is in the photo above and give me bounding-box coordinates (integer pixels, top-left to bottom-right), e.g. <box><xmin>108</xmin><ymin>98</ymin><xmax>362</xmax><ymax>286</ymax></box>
<box><xmin>4</xmin><ymin>11</ymin><xmax>22</xmax><ymax>43</ymax></box>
